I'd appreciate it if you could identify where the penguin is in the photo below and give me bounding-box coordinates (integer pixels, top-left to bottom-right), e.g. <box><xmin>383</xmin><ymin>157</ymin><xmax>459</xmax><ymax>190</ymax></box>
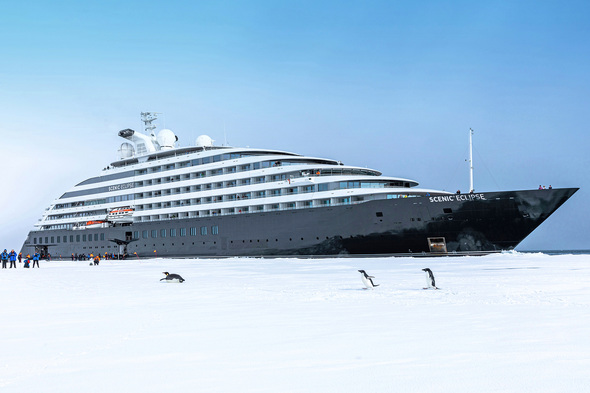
<box><xmin>358</xmin><ymin>270</ymin><xmax>379</xmax><ymax>289</ymax></box>
<box><xmin>160</xmin><ymin>272</ymin><xmax>185</xmax><ymax>283</ymax></box>
<box><xmin>422</xmin><ymin>268</ymin><xmax>438</xmax><ymax>289</ymax></box>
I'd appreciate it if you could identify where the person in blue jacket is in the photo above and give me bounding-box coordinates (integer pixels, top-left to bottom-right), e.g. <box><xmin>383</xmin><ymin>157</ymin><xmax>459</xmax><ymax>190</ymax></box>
<box><xmin>8</xmin><ymin>249</ymin><xmax>17</xmax><ymax>268</ymax></box>
<box><xmin>32</xmin><ymin>252</ymin><xmax>40</xmax><ymax>268</ymax></box>
<box><xmin>1</xmin><ymin>249</ymin><xmax>8</xmax><ymax>269</ymax></box>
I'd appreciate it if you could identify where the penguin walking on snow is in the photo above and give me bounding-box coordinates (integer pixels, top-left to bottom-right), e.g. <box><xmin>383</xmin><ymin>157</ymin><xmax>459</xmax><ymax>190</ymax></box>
<box><xmin>358</xmin><ymin>270</ymin><xmax>379</xmax><ymax>289</ymax></box>
<box><xmin>160</xmin><ymin>272</ymin><xmax>185</xmax><ymax>283</ymax></box>
<box><xmin>422</xmin><ymin>268</ymin><xmax>438</xmax><ymax>289</ymax></box>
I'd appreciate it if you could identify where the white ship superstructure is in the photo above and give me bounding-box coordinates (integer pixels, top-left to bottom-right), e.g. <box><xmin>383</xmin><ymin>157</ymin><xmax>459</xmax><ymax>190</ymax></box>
<box><xmin>37</xmin><ymin>113</ymin><xmax>435</xmax><ymax>233</ymax></box>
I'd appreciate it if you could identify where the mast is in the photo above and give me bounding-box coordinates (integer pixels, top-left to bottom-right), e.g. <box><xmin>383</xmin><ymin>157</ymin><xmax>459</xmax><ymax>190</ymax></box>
<box><xmin>469</xmin><ymin>128</ymin><xmax>474</xmax><ymax>193</ymax></box>
<box><xmin>141</xmin><ymin>112</ymin><xmax>160</xmax><ymax>137</ymax></box>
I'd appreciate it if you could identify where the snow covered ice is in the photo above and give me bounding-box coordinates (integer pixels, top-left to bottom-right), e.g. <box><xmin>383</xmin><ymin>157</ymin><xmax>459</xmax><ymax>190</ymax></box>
<box><xmin>1</xmin><ymin>252</ymin><xmax>589</xmax><ymax>392</ymax></box>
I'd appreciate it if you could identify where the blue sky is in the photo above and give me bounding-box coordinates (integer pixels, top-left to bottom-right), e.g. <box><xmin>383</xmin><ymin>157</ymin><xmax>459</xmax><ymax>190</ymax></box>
<box><xmin>1</xmin><ymin>0</ymin><xmax>588</xmax><ymax>251</ymax></box>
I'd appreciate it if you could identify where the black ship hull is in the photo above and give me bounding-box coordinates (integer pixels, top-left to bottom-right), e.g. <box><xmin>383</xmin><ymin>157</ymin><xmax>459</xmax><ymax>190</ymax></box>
<box><xmin>21</xmin><ymin>188</ymin><xmax>578</xmax><ymax>258</ymax></box>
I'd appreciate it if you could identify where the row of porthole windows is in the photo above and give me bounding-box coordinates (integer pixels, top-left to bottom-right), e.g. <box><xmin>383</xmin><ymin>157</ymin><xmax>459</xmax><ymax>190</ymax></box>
<box><xmin>32</xmin><ymin>225</ymin><xmax>221</xmax><ymax>245</ymax></box>
<box><xmin>230</xmin><ymin>236</ymin><xmax>345</xmax><ymax>244</ymax></box>
<box><xmin>136</xmin><ymin>226</ymin><xmax>219</xmax><ymax>240</ymax></box>
<box><xmin>33</xmin><ymin>233</ymin><xmax>106</xmax><ymax>244</ymax></box>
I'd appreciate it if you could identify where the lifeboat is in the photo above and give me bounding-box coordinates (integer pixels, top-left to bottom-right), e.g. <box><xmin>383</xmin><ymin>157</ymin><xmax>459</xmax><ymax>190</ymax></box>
<box><xmin>73</xmin><ymin>220</ymin><xmax>109</xmax><ymax>230</ymax></box>
<box><xmin>107</xmin><ymin>207</ymin><xmax>134</xmax><ymax>223</ymax></box>
<box><xmin>85</xmin><ymin>220</ymin><xmax>108</xmax><ymax>228</ymax></box>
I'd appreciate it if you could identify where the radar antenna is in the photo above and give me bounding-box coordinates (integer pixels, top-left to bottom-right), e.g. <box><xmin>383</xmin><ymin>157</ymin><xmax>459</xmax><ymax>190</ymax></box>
<box><xmin>141</xmin><ymin>112</ymin><xmax>161</xmax><ymax>136</ymax></box>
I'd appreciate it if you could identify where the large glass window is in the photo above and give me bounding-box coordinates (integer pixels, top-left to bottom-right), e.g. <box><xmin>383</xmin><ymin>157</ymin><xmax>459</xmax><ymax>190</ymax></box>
<box><xmin>200</xmin><ymin>226</ymin><xmax>207</xmax><ymax>236</ymax></box>
<box><xmin>170</xmin><ymin>228</ymin><xmax>176</xmax><ymax>237</ymax></box>
<box><xmin>142</xmin><ymin>230</ymin><xmax>148</xmax><ymax>239</ymax></box>
<box><xmin>211</xmin><ymin>225</ymin><xmax>219</xmax><ymax>235</ymax></box>
<box><xmin>180</xmin><ymin>228</ymin><xmax>186</xmax><ymax>237</ymax></box>
<box><xmin>190</xmin><ymin>227</ymin><xmax>197</xmax><ymax>236</ymax></box>
<box><xmin>160</xmin><ymin>229</ymin><xmax>166</xmax><ymax>238</ymax></box>
<box><xmin>151</xmin><ymin>230</ymin><xmax>158</xmax><ymax>238</ymax></box>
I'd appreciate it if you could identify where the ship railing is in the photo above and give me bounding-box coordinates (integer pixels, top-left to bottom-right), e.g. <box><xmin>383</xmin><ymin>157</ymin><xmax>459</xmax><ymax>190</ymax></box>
<box><xmin>132</xmin><ymin>198</ymin><xmax>375</xmax><ymax>222</ymax></box>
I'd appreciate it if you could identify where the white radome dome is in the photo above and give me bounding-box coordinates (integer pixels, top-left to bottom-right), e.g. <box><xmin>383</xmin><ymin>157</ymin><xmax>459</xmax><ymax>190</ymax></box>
<box><xmin>119</xmin><ymin>143</ymin><xmax>135</xmax><ymax>159</ymax></box>
<box><xmin>157</xmin><ymin>129</ymin><xmax>177</xmax><ymax>150</ymax></box>
<box><xmin>195</xmin><ymin>135</ymin><xmax>214</xmax><ymax>148</ymax></box>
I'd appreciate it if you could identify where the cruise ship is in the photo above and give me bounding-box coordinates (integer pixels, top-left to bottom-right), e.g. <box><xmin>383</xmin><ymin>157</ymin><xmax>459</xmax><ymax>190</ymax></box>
<box><xmin>20</xmin><ymin>113</ymin><xmax>578</xmax><ymax>258</ymax></box>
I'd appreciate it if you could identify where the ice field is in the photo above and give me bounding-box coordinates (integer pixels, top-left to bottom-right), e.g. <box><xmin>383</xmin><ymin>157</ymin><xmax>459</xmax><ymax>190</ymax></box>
<box><xmin>1</xmin><ymin>252</ymin><xmax>589</xmax><ymax>392</ymax></box>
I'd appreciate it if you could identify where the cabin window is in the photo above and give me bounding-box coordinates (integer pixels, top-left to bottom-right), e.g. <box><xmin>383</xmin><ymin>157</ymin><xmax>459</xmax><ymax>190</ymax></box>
<box><xmin>56</xmin><ymin>236</ymin><xmax>60</xmax><ymax>243</ymax></box>
<box><xmin>200</xmin><ymin>226</ymin><xmax>207</xmax><ymax>236</ymax></box>
<box><xmin>82</xmin><ymin>235</ymin><xmax>87</xmax><ymax>242</ymax></box>
<box><xmin>70</xmin><ymin>235</ymin><xmax>74</xmax><ymax>242</ymax></box>
<box><xmin>211</xmin><ymin>226</ymin><xmax>219</xmax><ymax>235</ymax></box>
<box><xmin>376</xmin><ymin>212</ymin><xmax>383</xmax><ymax>217</ymax></box>
<box><xmin>170</xmin><ymin>228</ymin><xmax>177</xmax><ymax>237</ymax></box>
<box><xmin>190</xmin><ymin>227</ymin><xmax>197</xmax><ymax>236</ymax></box>
<box><xmin>180</xmin><ymin>228</ymin><xmax>186</xmax><ymax>237</ymax></box>
<box><xmin>443</xmin><ymin>208</ymin><xmax>453</xmax><ymax>214</ymax></box>
<box><xmin>142</xmin><ymin>230</ymin><xmax>148</xmax><ymax>239</ymax></box>
<box><xmin>76</xmin><ymin>235</ymin><xmax>81</xmax><ymax>242</ymax></box>
<box><xmin>100</xmin><ymin>233</ymin><xmax>105</xmax><ymax>241</ymax></box>
<box><xmin>160</xmin><ymin>229</ymin><xmax>167</xmax><ymax>238</ymax></box>
<box><xmin>151</xmin><ymin>230</ymin><xmax>158</xmax><ymax>238</ymax></box>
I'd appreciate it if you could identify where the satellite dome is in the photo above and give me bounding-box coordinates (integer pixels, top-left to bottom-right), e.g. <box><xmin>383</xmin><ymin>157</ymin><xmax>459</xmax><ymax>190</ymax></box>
<box><xmin>157</xmin><ymin>129</ymin><xmax>177</xmax><ymax>150</ymax></box>
<box><xmin>119</xmin><ymin>143</ymin><xmax>135</xmax><ymax>159</ymax></box>
<box><xmin>195</xmin><ymin>135</ymin><xmax>214</xmax><ymax>148</ymax></box>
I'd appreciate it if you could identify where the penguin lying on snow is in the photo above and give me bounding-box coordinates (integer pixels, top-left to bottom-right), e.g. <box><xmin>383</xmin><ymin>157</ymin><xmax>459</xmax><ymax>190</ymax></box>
<box><xmin>422</xmin><ymin>268</ymin><xmax>438</xmax><ymax>289</ymax></box>
<box><xmin>160</xmin><ymin>272</ymin><xmax>185</xmax><ymax>283</ymax></box>
<box><xmin>358</xmin><ymin>270</ymin><xmax>379</xmax><ymax>289</ymax></box>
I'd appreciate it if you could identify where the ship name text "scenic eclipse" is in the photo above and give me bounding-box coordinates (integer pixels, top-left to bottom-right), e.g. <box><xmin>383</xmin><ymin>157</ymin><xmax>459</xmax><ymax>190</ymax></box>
<box><xmin>429</xmin><ymin>193</ymin><xmax>486</xmax><ymax>203</ymax></box>
<box><xmin>108</xmin><ymin>182</ymin><xmax>135</xmax><ymax>192</ymax></box>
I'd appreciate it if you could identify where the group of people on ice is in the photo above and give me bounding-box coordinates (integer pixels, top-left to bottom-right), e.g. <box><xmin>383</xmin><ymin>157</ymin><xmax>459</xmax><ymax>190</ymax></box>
<box><xmin>1</xmin><ymin>249</ymin><xmax>41</xmax><ymax>268</ymax></box>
